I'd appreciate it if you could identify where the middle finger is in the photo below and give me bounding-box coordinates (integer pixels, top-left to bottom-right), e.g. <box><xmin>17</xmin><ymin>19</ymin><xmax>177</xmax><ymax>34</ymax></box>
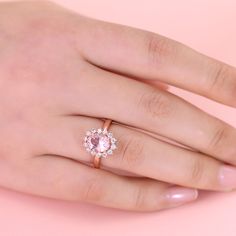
<box><xmin>63</xmin><ymin>63</ymin><xmax>236</xmax><ymax>165</ymax></box>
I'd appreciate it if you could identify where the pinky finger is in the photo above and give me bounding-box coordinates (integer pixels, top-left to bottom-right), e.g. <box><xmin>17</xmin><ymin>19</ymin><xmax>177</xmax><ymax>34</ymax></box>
<box><xmin>25</xmin><ymin>155</ymin><xmax>197</xmax><ymax>212</ymax></box>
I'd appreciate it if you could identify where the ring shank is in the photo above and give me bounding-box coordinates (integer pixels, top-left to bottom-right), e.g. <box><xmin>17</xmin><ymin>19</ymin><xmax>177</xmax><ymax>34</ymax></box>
<box><xmin>93</xmin><ymin>119</ymin><xmax>112</xmax><ymax>168</ymax></box>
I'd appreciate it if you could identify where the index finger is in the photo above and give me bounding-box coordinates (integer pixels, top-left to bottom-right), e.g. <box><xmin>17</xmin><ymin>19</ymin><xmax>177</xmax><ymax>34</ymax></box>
<box><xmin>79</xmin><ymin>18</ymin><xmax>236</xmax><ymax>107</ymax></box>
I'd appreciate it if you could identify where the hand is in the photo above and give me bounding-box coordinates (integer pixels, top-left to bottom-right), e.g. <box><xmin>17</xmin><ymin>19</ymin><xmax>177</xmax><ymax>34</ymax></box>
<box><xmin>0</xmin><ymin>1</ymin><xmax>235</xmax><ymax>212</ymax></box>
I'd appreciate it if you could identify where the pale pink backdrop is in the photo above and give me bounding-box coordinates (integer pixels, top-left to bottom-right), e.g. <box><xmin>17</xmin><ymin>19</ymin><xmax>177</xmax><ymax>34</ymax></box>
<box><xmin>0</xmin><ymin>0</ymin><xmax>236</xmax><ymax>235</ymax></box>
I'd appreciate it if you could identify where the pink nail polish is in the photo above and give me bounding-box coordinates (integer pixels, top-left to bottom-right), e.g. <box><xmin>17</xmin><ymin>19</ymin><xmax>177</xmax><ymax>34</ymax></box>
<box><xmin>165</xmin><ymin>187</ymin><xmax>198</xmax><ymax>206</ymax></box>
<box><xmin>219</xmin><ymin>165</ymin><xmax>236</xmax><ymax>190</ymax></box>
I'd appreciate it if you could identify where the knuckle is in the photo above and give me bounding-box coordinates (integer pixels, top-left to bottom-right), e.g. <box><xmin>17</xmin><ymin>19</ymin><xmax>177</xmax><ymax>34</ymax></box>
<box><xmin>81</xmin><ymin>177</ymin><xmax>105</xmax><ymax>202</ymax></box>
<box><xmin>189</xmin><ymin>158</ymin><xmax>205</xmax><ymax>185</ymax></box>
<box><xmin>207</xmin><ymin>62</ymin><xmax>230</xmax><ymax>92</ymax></box>
<box><xmin>146</xmin><ymin>33</ymin><xmax>178</xmax><ymax>66</ymax></box>
<box><xmin>208</xmin><ymin>125</ymin><xmax>228</xmax><ymax>151</ymax></box>
<box><xmin>132</xmin><ymin>185</ymin><xmax>148</xmax><ymax>210</ymax></box>
<box><xmin>138</xmin><ymin>89</ymin><xmax>173</xmax><ymax>121</ymax></box>
<box><xmin>231</xmin><ymin>77</ymin><xmax>236</xmax><ymax>99</ymax></box>
<box><xmin>120</xmin><ymin>136</ymin><xmax>145</xmax><ymax>169</ymax></box>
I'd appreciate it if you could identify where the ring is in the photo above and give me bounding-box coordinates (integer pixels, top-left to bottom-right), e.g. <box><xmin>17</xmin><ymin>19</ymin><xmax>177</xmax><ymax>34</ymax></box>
<box><xmin>83</xmin><ymin>119</ymin><xmax>117</xmax><ymax>168</ymax></box>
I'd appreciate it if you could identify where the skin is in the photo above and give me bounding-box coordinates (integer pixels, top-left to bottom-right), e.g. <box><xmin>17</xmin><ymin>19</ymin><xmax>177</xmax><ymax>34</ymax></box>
<box><xmin>0</xmin><ymin>0</ymin><xmax>235</xmax><ymax>212</ymax></box>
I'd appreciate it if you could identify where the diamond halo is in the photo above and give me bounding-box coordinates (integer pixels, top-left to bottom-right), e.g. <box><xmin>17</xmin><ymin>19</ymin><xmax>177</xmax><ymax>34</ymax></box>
<box><xmin>83</xmin><ymin>128</ymin><xmax>117</xmax><ymax>158</ymax></box>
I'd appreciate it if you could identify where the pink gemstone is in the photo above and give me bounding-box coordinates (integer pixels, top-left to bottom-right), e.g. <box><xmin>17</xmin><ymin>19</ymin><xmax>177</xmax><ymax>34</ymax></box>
<box><xmin>87</xmin><ymin>133</ymin><xmax>111</xmax><ymax>153</ymax></box>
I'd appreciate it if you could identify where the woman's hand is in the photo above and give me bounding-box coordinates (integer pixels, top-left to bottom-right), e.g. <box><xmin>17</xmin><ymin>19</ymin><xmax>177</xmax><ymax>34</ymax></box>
<box><xmin>0</xmin><ymin>1</ymin><xmax>236</xmax><ymax>212</ymax></box>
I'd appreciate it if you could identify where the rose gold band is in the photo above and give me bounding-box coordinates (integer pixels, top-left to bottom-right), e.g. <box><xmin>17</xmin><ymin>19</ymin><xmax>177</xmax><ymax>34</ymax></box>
<box><xmin>93</xmin><ymin>119</ymin><xmax>112</xmax><ymax>168</ymax></box>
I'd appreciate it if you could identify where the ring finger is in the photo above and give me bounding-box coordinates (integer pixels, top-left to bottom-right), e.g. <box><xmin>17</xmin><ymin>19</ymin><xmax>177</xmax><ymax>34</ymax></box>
<box><xmin>40</xmin><ymin>115</ymin><xmax>236</xmax><ymax>191</ymax></box>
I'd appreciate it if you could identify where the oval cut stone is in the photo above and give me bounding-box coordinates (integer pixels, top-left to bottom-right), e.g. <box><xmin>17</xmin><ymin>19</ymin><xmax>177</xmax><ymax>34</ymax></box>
<box><xmin>87</xmin><ymin>133</ymin><xmax>111</xmax><ymax>153</ymax></box>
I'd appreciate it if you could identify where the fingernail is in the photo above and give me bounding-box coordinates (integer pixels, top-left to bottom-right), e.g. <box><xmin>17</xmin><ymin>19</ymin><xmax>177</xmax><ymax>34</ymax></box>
<box><xmin>219</xmin><ymin>165</ymin><xmax>236</xmax><ymax>190</ymax></box>
<box><xmin>165</xmin><ymin>187</ymin><xmax>198</xmax><ymax>206</ymax></box>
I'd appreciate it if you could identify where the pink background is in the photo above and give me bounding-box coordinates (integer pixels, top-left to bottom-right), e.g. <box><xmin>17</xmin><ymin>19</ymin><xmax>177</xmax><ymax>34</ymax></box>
<box><xmin>1</xmin><ymin>0</ymin><xmax>236</xmax><ymax>235</ymax></box>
